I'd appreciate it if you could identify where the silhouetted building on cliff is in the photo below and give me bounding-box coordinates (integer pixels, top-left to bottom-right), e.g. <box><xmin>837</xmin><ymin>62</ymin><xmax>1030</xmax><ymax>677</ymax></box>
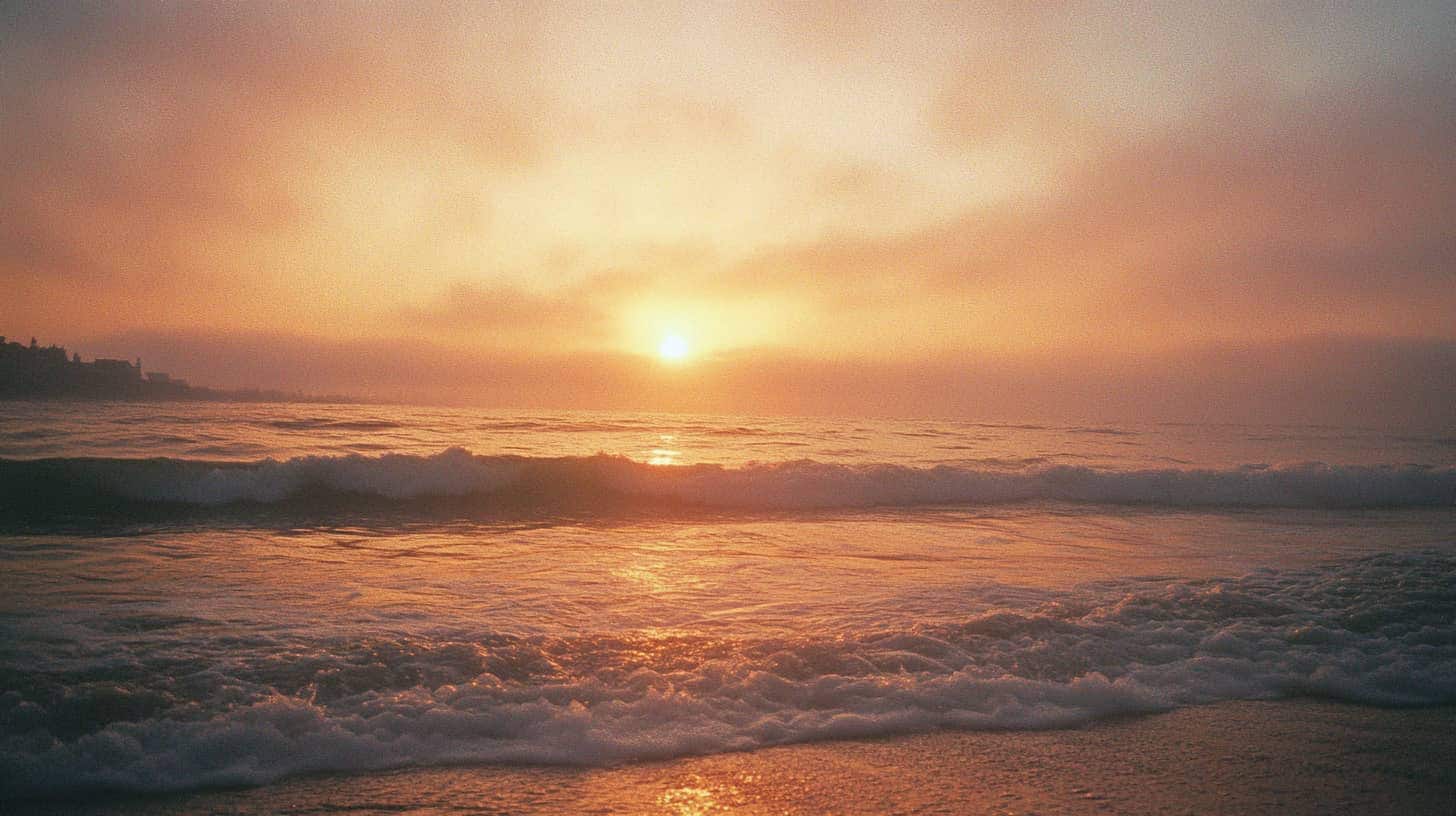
<box><xmin>0</xmin><ymin>336</ymin><xmax>190</xmax><ymax>399</ymax></box>
<box><xmin>1</xmin><ymin>334</ymin><xmax>348</xmax><ymax>403</ymax></box>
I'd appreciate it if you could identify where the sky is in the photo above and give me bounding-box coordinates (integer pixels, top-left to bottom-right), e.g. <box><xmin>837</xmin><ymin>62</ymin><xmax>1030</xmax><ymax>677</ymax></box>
<box><xmin>3</xmin><ymin>1</ymin><xmax>1454</xmax><ymax>425</ymax></box>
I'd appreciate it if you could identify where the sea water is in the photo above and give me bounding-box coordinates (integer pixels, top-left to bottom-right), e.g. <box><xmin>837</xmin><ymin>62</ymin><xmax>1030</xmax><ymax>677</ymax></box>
<box><xmin>0</xmin><ymin>401</ymin><xmax>1453</xmax><ymax>800</ymax></box>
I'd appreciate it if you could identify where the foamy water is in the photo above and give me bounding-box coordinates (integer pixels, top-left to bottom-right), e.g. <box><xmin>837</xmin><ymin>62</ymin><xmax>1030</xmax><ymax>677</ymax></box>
<box><xmin>1</xmin><ymin>402</ymin><xmax>1453</xmax><ymax>800</ymax></box>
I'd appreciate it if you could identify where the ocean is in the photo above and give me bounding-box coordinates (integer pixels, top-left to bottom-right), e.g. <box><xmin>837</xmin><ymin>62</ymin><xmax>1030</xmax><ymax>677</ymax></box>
<box><xmin>1</xmin><ymin>401</ymin><xmax>1454</xmax><ymax>812</ymax></box>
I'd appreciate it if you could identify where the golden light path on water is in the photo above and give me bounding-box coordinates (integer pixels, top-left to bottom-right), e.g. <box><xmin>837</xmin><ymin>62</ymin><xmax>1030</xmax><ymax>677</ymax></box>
<box><xmin>1</xmin><ymin>402</ymin><xmax>1454</xmax><ymax>811</ymax></box>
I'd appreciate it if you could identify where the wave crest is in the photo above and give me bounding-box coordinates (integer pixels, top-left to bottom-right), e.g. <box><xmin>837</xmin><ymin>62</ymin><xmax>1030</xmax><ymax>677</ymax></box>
<box><xmin>3</xmin><ymin>553</ymin><xmax>1453</xmax><ymax>797</ymax></box>
<box><xmin>2</xmin><ymin>448</ymin><xmax>1453</xmax><ymax>512</ymax></box>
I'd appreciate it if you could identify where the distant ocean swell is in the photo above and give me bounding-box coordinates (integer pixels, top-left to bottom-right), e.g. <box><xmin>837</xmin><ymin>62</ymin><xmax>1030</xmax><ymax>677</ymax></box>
<box><xmin>2</xmin><ymin>553</ymin><xmax>1452</xmax><ymax>798</ymax></box>
<box><xmin>1</xmin><ymin>448</ymin><xmax>1453</xmax><ymax>513</ymax></box>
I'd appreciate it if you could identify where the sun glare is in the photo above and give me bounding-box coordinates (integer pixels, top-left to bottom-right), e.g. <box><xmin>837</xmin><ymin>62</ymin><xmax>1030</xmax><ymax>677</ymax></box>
<box><xmin>658</xmin><ymin>334</ymin><xmax>690</xmax><ymax>362</ymax></box>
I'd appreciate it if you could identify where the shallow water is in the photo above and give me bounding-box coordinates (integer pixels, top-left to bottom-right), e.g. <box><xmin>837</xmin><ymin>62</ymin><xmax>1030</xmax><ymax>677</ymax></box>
<box><xmin>18</xmin><ymin>701</ymin><xmax>1455</xmax><ymax>816</ymax></box>
<box><xmin>0</xmin><ymin>401</ymin><xmax>1453</xmax><ymax>801</ymax></box>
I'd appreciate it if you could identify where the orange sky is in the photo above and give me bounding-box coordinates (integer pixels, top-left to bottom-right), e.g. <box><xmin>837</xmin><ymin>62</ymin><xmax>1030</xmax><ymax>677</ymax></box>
<box><xmin>3</xmin><ymin>2</ymin><xmax>1454</xmax><ymax>425</ymax></box>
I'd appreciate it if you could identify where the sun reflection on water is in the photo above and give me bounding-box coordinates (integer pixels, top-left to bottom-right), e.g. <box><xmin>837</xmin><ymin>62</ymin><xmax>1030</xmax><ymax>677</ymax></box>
<box><xmin>610</xmin><ymin>562</ymin><xmax>672</xmax><ymax>594</ymax></box>
<box><xmin>649</xmin><ymin>433</ymin><xmax>682</xmax><ymax>465</ymax></box>
<box><xmin>657</xmin><ymin>774</ymin><xmax>743</xmax><ymax>815</ymax></box>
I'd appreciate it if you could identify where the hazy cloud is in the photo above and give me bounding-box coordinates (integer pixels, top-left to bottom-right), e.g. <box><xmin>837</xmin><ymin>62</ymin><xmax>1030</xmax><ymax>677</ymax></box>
<box><xmin>84</xmin><ymin>328</ymin><xmax>1456</xmax><ymax>429</ymax></box>
<box><xmin>729</xmin><ymin>56</ymin><xmax>1456</xmax><ymax>354</ymax></box>
<box><xmin>5</xmin><ymin>2</ymin><xmax>1454</xmax><ymax>422</ymax></box>
<box><xmin>398</xmin><ymin>281</ymin><xmax>610</xmax><ymax>343</ymax></box>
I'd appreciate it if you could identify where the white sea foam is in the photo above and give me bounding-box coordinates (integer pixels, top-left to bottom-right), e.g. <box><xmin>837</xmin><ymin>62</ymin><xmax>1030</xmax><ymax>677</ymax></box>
<box><xmin>6</xmin><ymin>448</ymin><xmax>1453</xmax><ymax>510</ymax></box>
<box><xmin>2</xmin><ymin>553</ymin><xmax>1453</xmax><ymax>798</ymax></box>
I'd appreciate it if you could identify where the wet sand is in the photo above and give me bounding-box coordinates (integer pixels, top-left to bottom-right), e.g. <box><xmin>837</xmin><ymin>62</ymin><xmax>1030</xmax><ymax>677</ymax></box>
<box><xmin>18</xmin><ymin>700</ymin><xmax>1456</xmax><ymax>815</ymax></box>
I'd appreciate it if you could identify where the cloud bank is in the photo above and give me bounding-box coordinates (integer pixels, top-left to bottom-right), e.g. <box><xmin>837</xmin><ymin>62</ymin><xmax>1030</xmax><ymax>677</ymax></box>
<box><xmin>3</xmin><ymin>1</ymin><xmax>1453</xmax><ymax>423</ymax></box>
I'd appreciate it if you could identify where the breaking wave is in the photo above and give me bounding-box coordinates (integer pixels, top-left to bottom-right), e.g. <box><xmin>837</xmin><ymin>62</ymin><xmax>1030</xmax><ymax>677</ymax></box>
<box><xmin>2</xmin><ymin>552</ymin><xmax>1453</xmax><ymax>798</ymax></box>
<box><xmin>1</xmin><ymin>448</ymin><xmax>1453</xmax><ymax>514</ymax></box>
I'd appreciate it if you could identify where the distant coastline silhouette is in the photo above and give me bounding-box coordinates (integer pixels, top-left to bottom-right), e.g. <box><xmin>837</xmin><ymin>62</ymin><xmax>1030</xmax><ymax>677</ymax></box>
<box><xmin>0</xmin><ymin>334</ymin><xmax>351</xmax><ymax>403</ymax></box>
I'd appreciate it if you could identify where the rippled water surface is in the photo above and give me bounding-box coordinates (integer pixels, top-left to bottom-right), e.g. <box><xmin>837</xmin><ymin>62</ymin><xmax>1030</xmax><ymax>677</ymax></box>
<box><xmin>2</xmin><ymin>401</ymin><xmax>1452</xmax><ymax>467</ymax></box>
<box><xmin>0</xmin><ymin>401</ymin><xmax>1453</xmax><ymax>801</ymax></box>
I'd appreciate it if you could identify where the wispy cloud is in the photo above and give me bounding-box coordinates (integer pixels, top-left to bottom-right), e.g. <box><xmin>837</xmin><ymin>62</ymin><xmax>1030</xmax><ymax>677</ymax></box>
<box><xmin>4</xmin><ymin>1</ymin><xmax>1453</xmax><ymax>421</ymax></box>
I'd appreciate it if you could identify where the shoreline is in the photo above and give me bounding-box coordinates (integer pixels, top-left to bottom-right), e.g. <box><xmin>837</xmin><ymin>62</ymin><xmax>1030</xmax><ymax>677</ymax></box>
<box><xmin>16</xmin><ymin>699</ymin><xmax>1456</xmax><ymax>815</ymax></box>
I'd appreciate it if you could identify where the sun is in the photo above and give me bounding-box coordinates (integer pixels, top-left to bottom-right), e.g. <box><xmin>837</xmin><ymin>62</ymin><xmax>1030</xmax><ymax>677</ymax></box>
<box><xmin>658</xmin><ymin>333</ymin><xmax>690</xmax><ymax>362</ymax></box>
